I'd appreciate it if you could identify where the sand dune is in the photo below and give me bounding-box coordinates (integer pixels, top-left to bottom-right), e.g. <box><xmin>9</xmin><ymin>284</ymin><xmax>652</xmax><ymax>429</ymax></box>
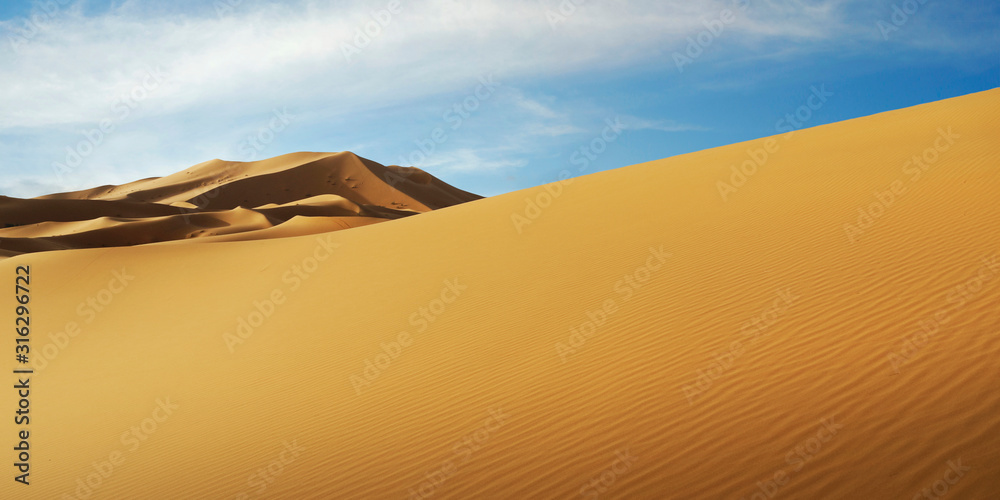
<box><xmin>0</xmin><ymin>152</ymin><xmax>480</xmax><ymax>256</ymax></box>
<box><xmin>38</xmin><ymin>151</ymin><xmax>478</xmax><ymax>211</ymax></box>
<box><xmin>1</xmin><ymin>89</ymin><xmax>998</xmax><ymax>499</ymax></box>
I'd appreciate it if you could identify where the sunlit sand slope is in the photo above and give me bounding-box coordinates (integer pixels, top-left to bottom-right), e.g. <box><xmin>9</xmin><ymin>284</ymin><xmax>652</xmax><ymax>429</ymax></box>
<box><xmin>0</xmin><ymin>152</ymin><xmax>480</xmax><ymax>256</ymax></box>
<box><xmin>1</xmin><ymin>89</ymin><xmax>998</xmax><ymax>499</ymax></box>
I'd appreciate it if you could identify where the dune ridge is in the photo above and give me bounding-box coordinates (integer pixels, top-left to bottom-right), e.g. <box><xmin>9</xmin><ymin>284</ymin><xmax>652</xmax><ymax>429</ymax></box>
<box><xmin>0</xmin><ymin>89</ymin><xmax>998</xmax><ymax>499</ymax></box>
<box><xmin>0</xmin><ymin>151</ymin><xmax>481</xmax><ymax>256</ymax></box>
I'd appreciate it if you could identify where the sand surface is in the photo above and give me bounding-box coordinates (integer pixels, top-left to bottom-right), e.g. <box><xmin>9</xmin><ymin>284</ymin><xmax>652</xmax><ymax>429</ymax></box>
<box><xmin>0</xmin><ymin>151</ymin><xmax>479</xmax><ymax>256</ymax></box>
<box><xmin>1</xmin><ymin>89</ymin><xmax>998</xmax><ymax>499</ymax></box>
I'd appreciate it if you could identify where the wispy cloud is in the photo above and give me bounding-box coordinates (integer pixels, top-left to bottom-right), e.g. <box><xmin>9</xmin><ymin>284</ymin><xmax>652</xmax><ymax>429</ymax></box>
<box><xmin>0</xmin><ymin>0</ymin><xmax>905</xmax><ymax>131</ymax></box>
<box><xmin>417</xmin><ymin>147</ymin><xmax>528</xmax><ymax>173</ymax></box>
<box><xmin>618</xmin><ymin>116</ymin><xmax>709</xmax><ymax>133</ymax></box>
<box><xmin>0</xmin><ymin>0</ymin><xmax>994</xmax><ymax>196</ymax></box>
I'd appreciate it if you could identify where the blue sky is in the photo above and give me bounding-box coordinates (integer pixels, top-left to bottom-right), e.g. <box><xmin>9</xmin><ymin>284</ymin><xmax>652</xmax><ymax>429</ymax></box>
<box><xmin>1</xmin><ymin>0</ymin><xmax>997</xmax><ymax>198</ymax></box>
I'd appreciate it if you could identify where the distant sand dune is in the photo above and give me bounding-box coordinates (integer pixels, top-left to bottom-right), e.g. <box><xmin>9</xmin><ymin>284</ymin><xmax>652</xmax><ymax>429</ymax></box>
<box><xmin>0</xmin><ymin>152</ymin><xmax>480</xmax><ymax>256</ymax></box>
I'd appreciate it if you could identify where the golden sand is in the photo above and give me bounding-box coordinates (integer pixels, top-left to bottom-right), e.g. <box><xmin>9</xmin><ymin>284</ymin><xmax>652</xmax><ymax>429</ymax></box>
<box><xmin>1</xmin><ymin>89</ymin><xmax>998</xmax><ymax>498</ymax></box>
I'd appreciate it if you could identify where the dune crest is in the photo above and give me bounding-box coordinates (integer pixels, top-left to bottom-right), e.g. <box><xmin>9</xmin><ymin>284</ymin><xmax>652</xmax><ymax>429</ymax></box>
<box><xmin>1</xmin><ymin>89</ymin><xmax>998</xmax><ymax>498</ymax></box>
<box><xmin>0</xmin><ymin>152</ymin><xmax>481</xmax><ymax>256</ymax></box>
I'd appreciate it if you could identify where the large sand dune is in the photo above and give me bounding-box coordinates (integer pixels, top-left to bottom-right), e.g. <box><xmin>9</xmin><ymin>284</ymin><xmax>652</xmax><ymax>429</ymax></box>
<box><xmin>0</xmin><ymin>151</ymin><xmax>481</xmax><ymax>256</ymax></box>
<box><xmin>1</xmin><ymin>89</ymin><xmax>998</xmax><ymax>499</ymax></box>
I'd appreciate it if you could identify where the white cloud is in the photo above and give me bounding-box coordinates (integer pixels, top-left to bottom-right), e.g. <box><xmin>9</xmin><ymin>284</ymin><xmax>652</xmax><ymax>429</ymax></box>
<box><xmin>0</xmin><ymin>0</ymin><xmax>875</xmax><ymax>130</ymax></box>
<box><xmin>513</xmin><ymin>94</ymin><xmax>560</xmax><ymax>119</ymax></box>
<box><xmin>0</xmin><ymin>0</ymin><xmax>991</xmax><ymax>196</ymax></box>
<box><xmin>618</xmin><ymin>115</ymin><xmax>708</xmax><ymax>133</ymax></box>
<box><xmin>0</xmin><ymin>176</ymin><xmax>73</xmax><ymax>198</ymax></box>
<box><xmin>417</xmin><ymin>147</ymin><xmax>527</xmax><ymax>173</ymax></box>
